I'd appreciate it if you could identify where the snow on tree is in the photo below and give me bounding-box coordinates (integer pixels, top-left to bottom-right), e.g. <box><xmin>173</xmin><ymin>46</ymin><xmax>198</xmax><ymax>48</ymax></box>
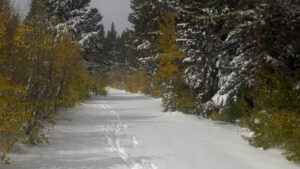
<box><xmin>128</xmin><ymin>0</ymin><xmax>170</xmax><ymax>74</ymax></box>
<box><xmin>176</xmin><ymin>0</ymin><xmax>264</xmax><ymax>115</ymax></box>
<box><xmin>102</xmin><ymin>22</ymin><xmax>120</xmax><ymax>71</ymax></box>
<box><xmin>44</xmin><ymin>0</ymin><xmax>105</xmax><ymax>72</ymax></box>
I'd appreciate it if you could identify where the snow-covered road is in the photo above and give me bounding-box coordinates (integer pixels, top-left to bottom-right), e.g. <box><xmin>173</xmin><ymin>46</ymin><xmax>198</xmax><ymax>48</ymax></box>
<box><xmin>1</xmin><ymin>88</ymin><xmax>299</xmax><ymax>169</ymax></box>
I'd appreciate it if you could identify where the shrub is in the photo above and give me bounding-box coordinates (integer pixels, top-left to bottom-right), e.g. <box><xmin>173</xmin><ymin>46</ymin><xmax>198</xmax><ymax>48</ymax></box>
<box><xmin>215</xmin><ymin>87</ymin><xmax>253</xmax><ymax>123</ymax></box>
<box><xmin>173</xmin><ymin>80</ymin><xmax>198</xmax><ymax>114</ymax></box>
<box><xmin>247</xmin><ymin>63</ymin><xmax>300</xmax><ymax>162</ymax></box>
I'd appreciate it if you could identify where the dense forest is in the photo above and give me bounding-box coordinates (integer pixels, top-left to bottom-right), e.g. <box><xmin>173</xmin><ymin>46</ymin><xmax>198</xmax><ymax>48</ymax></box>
<box><xmin>0</xmin><ymin>0</ymin><xmax>300</xmax><ymax>164</ymax></box>
<box><xmin>110</xmin><ymin>0</ymin><xmax>300</xmax><ymax>162</ymax></box>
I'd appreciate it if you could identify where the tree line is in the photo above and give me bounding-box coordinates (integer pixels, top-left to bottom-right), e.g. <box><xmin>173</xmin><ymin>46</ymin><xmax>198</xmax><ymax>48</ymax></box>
<box><xmin>0</xmin><ymin>0</ymin><xmax>110</xmax><ymax>163</ymax></box>
<box><xmin>1</xmin><ymin>0</ymin><xmax>299</xmax><ymax>164</ymax></box>
<box><xmin>109</xmin><ymin>0</ymin><xmax>300</xmax><ymax>162</ymax></box>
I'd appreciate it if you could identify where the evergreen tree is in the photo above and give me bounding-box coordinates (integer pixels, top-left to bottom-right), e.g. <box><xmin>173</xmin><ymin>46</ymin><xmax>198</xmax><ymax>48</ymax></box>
<box><xmin>102</xmin><ymin>22</ymin><xmax>119</xmax><ymax>71</ymax></box>
<box><xmin>45</xmin><ymin>0</ymin><xmax>90</xmax><ymax>22</ymax></box>
<box><xmin>245</xmin><ymin>1</ymin><xmax>300</xmax><ymax>162</ymax></box>
<box><xmin>118</xmin><ymin>30</ymin><xmax>133</xmax><ymax>67</ymax></box>
<box><xmin>81</xmin><ymin>27</ymin><xmax>105</xmax><ymax>72</ymax></box>
<box><xmin>79</xmin><ymin>8</ymin><xmax>105</xmax><ymax>72</ymax></box>
<box><xmin>77</xmin><ymin>8</ymin><xmax>103</xmax><ymax>34</ymax></box>
<box><xmin>25</xmin><ymin>0</ymin><xmax>47</xmax><ymax>22</ymax></box>
<box><xmin>44</xmin><ymin>0</ymin><xmax>102</xmax><ymax>41</ymax></box>
<box><xmin>44</xmin><ymin>0</ymin><xmax>106</xmax><ymax>72</ymax></box>
<box><xmin>128</xmin><ymin>0</ymin><xmax>169</xmax><ymax>74</ymax></box>
<box><xmin>175</xmin><ymin>0</ymin><xmax>261</xmax><ymax>115</ymax></box>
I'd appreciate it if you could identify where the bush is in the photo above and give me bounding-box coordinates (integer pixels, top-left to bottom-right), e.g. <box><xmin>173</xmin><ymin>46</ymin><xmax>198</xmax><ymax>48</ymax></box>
<box><xmin>215</xmin><ymin>87</ymin><xmax>253</xmax><ymax>123</ymax></box>
<box><xmin>247</xmin><ymin>63</ymin><xmax>300</xmax><ymax>162</ymax></box>
<box><xmin>92</xmin><ymin>80</ymin><xmax>107</xmax><ymax>96</ymax></box>
<box><xmin>161</xmin><ymin>84</ymin><xmax>177</xmax><ymax>112</ymax></box>
<box><xmin>122</xmin><ymin>69</ymin><xmax>153</xmax><ymax>94</ymax></box>
<box><xmin>173</xmin><ymin>80</ymin><xmax>198</xmax><ymax>114</ymax></box>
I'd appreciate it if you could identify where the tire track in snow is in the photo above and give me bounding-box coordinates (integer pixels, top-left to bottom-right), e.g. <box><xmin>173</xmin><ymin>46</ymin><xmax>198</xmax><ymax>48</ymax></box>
<box><xmin>99</xmin><ymin>104</ymin><xmax>157</xmax><ymax>169</ymax></box>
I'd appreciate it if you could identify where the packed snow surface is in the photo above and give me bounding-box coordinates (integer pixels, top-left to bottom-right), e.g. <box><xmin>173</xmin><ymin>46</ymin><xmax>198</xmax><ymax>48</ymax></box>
<box><xmin>1</xmin><ymin>88</ymin><xmax>299</xmax><ymax>169</ymax></box>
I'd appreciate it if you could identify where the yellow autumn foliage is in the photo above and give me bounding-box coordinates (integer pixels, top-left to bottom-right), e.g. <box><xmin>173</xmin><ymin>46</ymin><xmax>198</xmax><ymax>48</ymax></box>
<box><xmin>123</xmin><ymin>69</ymin><xmax>151</xmax><ymax>94</ymax></box>
<box><xmin>0</xmin><ymin>0</ymin><xmax>95</xmax><ymax>162</ymax></box>
<box><xmin>248</xmin><ymin>62</ymin><xmax>300</xmax><ymax>162</ymax></box>
<box><xmin>109</xmin><ymin>11</ymin><xmax>186</xmax><ymax>101</ymax></box>
<box><xmin>155</xmin><ymin>11</ymin><xmax>185</xmax><ymax>84</ymax></box>
<box><xmin>0</xmin><ymin>79</ymin><xmax>26</xmax><ymax>161</ymax></box>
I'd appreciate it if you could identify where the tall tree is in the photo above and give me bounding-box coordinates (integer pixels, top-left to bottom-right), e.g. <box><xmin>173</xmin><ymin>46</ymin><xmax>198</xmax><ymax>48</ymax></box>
<box><xmin>155</xmin><ymin>11</ymin><xmax>186</xmax><ymax>111</ymax></box>
<box><xmin>156</xmin><ymin>11</ymin><xmax>185</xmax><ymax>82</ymax></box>
<box><xmin>43</xmin><ymin>0</ymin><xmax>106</xmax><ymax>72</ymax></box>
<box><xmin>79</xmin><ymin>8</ymin><xmax>105</xmax><ymax>72</ymax></box>
<box><xmin>128</xmin><ymin>0</ymin><xmax>169</xmax><ymax>73</ymax></box>
<box><xmin>102</xmin><ymin>22</ymin><xmax>119</xmax><ymax>71</ymax></box>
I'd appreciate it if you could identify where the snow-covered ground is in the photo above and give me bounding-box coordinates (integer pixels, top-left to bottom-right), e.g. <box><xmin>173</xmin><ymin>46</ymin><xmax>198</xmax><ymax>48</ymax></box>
<box><xmin>1</xmin><ymin>88</ymin><xmax>299</xmax><ymax>169</ymax></box>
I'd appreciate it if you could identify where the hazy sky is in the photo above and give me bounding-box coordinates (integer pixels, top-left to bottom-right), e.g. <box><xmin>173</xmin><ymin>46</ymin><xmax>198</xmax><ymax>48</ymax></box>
<box><xmin>12</xmin><ymin>0</ymin><xmax>132</xmax><ymax>34</ymax></box>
